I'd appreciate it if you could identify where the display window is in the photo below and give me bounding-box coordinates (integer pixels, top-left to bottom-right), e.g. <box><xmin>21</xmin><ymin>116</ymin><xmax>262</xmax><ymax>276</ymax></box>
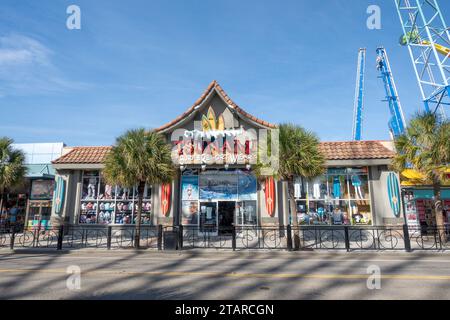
<box><xmin>30</xmin><ymin>179</ymin><xmax>55</xmax><ymax>200</ymax></box>
<box><xmin>182</xmin><ymin>200</ymin><xmax>199</xmax><ymax>225</ymax></box>
<box><xmin>236</xmin><ymin>200</ymin><xmax>257</xmax><ymax>225</ymax></box>
<box><xmin>295</xmin><ymin>167</ymin><xmax>372</xmax><ymax>226</ymax></box>
<box><xmin>181</xmin><ymin>169</ymin><xmax>258</xmax><ymax>227</ymax></box>
<box><xmin>79</xmin><ymin>171</ymin><xmax>152</xmax><ymax>225</ymax></box>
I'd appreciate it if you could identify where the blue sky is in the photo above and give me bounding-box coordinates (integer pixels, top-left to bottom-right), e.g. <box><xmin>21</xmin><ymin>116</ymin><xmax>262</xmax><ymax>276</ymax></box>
<box><xmin>1</xmin><ymin>0</ymin><xmax>449</xmax><ymax>146</ymax></box>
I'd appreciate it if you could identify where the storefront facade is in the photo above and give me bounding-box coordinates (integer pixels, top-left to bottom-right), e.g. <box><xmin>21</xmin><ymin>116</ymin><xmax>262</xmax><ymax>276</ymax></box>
<box><xmin>0</xmin><ymin>143</ymin><xmax>64</xmax><ymax>230</ymax></box>
<box><xmin>50</xmin><ymin>81</ymin><xmax>403</xmax><ymax>228</ymax></box>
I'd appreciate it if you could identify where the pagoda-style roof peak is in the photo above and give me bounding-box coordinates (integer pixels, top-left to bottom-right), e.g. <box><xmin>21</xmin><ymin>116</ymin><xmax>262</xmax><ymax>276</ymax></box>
<box><xmin>156</xmin><ymin>80</ymin><xmax>277</xmax><ymax>132</ymax></box>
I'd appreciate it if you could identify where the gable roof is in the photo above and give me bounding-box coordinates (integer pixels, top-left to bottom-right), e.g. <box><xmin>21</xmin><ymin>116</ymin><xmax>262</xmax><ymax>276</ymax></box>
<box><xmin>156</xmin><ymin>80</ymin><xmax>277</xmax><ymax>132</ymax></box>
<box><xmin>52</xmin><ymin>141</ymin><xmax>394</xmax><ymax>166</ymax></box>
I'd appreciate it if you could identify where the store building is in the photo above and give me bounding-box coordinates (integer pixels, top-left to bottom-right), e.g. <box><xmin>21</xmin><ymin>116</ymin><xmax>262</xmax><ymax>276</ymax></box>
<box><xmin>1</xmin><ymin>142</ymin><xmax>65</xmax><ymax>229</ymax></box>
<box><xmin>50</xmin><ymin>81</ymin><xmax>404</xmax><ymax>228</ymax></box>
<box><xmin>400</xmin><ymin>170</ymin><xmax>450</xmax><ymax>228</ymax></box>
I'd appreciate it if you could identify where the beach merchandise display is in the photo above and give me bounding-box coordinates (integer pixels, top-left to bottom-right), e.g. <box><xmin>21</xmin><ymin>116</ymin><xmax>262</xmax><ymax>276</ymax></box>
<box><xmin>351</xmin><ymin>175</ymin><xmax>364</xmax><ymax>199</ymax></box>
<box><xmin>79</xmin><ymin>171</ymin><xmax>152</xmax><ymax>224</ymax></box>
<box><xmin>295</xmin><ymin>167</ymin><xmax>372</xmax><ymax>226</ymax></box>
<box><xmin>182</xmin><ymin>201</ymin><xmax>199</xmax><ymax>225</ymax></box>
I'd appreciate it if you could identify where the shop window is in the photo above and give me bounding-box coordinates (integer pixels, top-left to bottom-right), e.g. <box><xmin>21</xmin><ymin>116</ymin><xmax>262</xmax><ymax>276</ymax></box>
<box><xmin>79</xmin><ymin>171</ymin><xmax>152</xmax><ymax>225</ymax></box>
<box><xmin>348</xmin><ymin>174</ymin><xmax>369</xmax><ymax>200</ymax></box>
<box><xmin>349</xmin><ymin>200</ymin><xmax>372</xmax><ymax>225</ymax></box>
<box><xmin>182</xmin><ymin>201</ymin><xmax>199</xmax><ymax>225</ymax></box>
<box><xmin>294</xmin><ymin>167</ymin><xmax>372</xmax><ymax>226</ymax></box>
<box><xmin>236</xmin><ymin>201</ymin><xmax>257</xmax><ymax>226</ymax></box>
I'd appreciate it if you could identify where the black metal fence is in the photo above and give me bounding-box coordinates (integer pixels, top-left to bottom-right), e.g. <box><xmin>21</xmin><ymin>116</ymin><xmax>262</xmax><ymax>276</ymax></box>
<box><xmin>1</xmin><ymin>223</ymin><xmax>449</xmax><ymax>252</ymax></box>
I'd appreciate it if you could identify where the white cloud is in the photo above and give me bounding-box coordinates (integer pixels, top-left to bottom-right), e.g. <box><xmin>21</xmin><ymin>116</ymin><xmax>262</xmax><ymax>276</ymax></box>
<box><xmin>0</xmin><ymin>33</ymin><xmax>89</xmax><ymax>97</ymax></box>
<box><xmin>0</xmin><ymin>34</ymin><xmax>51</xmax><ymax>66</ymax></box>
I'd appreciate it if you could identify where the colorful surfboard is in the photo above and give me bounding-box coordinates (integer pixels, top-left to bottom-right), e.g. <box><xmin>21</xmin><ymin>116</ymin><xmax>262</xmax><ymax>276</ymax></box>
<box><xmin>201</xmin><ymin>115</ymin><xmax>211</xmax><ymax>131</ymax></box>
<box><xmin>265</xmin><ymin>177</ymin><xmax>275</xmax><ymax>217</ymax></box>
<box><xmin>387</xmin><ymin>172</ymin><xmax>401</xmax><ymax>218</ymax></box>
<box><xmin>53</xmin><ymin>176</ymin><xmax>65</xmax><ymax>215</ymax></box>
<box><xmin>207</xmin><ymin>106</ymin><xmax>216</xmax><ymax>130</ymax></box>
<box><xmin>161</xmin><ymin>183</ymin><xmax>171</xmax><ymax>216</ymax></box>
<box><xmin>217</xmin><ymin>115</ymin><xmax>225</xmax><ymax>130</ymax></box>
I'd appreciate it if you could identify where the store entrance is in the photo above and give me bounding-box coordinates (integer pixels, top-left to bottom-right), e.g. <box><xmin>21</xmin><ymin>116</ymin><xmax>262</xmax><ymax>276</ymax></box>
<box><xmin>218</xmin><ymin>201</ymin><xmax>235</xmax><ymax>234</ymax></box>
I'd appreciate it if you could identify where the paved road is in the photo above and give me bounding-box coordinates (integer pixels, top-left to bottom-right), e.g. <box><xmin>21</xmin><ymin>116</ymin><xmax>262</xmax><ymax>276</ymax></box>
<box><xmin>1</xmin><ymin>249</ymin><xmax>450</xmax><ymax>299</ymax></box>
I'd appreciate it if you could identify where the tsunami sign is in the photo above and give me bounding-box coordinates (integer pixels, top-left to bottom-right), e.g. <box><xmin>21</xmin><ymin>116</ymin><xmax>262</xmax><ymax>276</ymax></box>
<box><xmin>387</xmin><ymin>172</ymin><xmax>401</xmax><ymax>218</ymax></box>
<box><xmin>54</xmin><ymin>176</ymin><xmax>65</xmax><ymax>215</ymax></box>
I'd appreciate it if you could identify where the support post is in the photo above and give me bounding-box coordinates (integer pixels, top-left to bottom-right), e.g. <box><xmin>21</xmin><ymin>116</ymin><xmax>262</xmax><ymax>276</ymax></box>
<box><xmin>178</xmin><ymin>225</ymin><xmax>183</xmax><ymax>250</ymax></box>
<box><xmin>157</xmin><ymin>224</ymin><xmax>163</xmax><ymax>251</ymax></box>
<box><xmin>401</xmin><ymin>188</ymin><xmax>412</xmax><ymax>252</ymax></box>
<box><xmin>107</xmin><ymin>226</ymin><xmax>112</xmax><ymax>250</ymax></box>
<box><xmin>344</xmin><ymin>226</ymin><xmax>350</xmax><ymax>252</ymax></box>
<box><xmin>286</xmin><ymin>225</ymin><xmax>293</xmax><ymax>251</ymax></box>
<box><xmin>57</xmin><ymin>225</ymin><xmax>64</xmax><ymax>250</ymax></box>
<box><xmin>403</xmin><ymin>224</ymin><xmax>412</xmax><ymax>252</ymax></box>
<box><xmin>10</xmin><ymin>229</ymin><xmax>15</xmax><ymax>250</ymax></box>
<box><xmin>232</xmin><ymin>226</ymin><xmax>236</xmax><ymax>251</ymax></box>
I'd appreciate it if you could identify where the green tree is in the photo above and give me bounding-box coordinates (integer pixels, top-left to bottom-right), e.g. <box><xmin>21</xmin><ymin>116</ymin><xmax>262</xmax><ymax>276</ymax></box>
<box><xmin>256</xmin><ymin>124</ymin><xmax>325</xmax><ymax>250</ymax></box>
<box><xmin>103</xmin><ymin>129</ymin><xmax>175</xmax><ymax>248</ymax></box>
<box><xmin>0</xmin><ymin>137</ymin><xmax>27</xmax><ymax>221</ymax></box>
<box><xmin>392</xmin><ymin>111</ymin><xmax>450</xmax><ymax>240</ymax></box>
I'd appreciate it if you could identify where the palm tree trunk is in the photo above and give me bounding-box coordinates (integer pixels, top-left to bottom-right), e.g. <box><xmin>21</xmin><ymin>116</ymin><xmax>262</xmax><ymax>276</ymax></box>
<box><xmin>287</xmin><ymin>177</ymin><xmax>301</xmax><ymax>250</ymax></box>
<box><xmin>432</xmin><ymin>177</ymin><xmax>446</xmax><ymax>244</ymax></box>
<box><xmin>134</xmin><ymin>182</ymin><xmax>145</xmax><ymax>249</ymax></box>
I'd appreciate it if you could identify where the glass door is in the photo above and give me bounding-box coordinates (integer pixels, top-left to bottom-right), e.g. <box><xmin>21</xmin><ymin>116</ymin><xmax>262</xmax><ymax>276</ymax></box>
<box><xmin>199</xmin><ymin>202</ymin><xmax>217</xmax><ymax>235</ymax></box>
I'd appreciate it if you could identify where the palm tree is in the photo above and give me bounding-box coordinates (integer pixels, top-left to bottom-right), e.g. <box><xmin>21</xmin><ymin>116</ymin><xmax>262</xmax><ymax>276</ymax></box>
<box><xmin>103</xmin><ymin>128</ymin><xmax>175</xmax><ymax>248</ymax></box>
<box><xmin>0</xmin><ymin>137</ymin><xmax>27</xmax><ymax>223</ymax></box>
<box><xmin>256</xmin><ymin>124</ymin><xmax>325</xmax><ymax>250</ymax></box>
<box><xmin>392</xmin><ymin>111</ymin><xmax>450</xmax><ymax>240</ymax></box>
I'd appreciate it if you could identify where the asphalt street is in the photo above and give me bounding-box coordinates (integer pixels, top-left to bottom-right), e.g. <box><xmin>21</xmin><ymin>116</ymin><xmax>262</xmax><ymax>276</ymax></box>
<box><xmin>1</xmin><ymin>249</ymin><xmax>450</xmax><ymax>299</ymax></box>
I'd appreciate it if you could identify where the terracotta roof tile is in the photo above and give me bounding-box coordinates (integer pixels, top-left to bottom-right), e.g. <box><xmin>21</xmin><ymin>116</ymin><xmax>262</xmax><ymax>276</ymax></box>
<box><xmin>52</xmin><ymin>141</ymin><xmax>394</xmax><ymax>165</ymax></box>
<box><xmin>52</xmin><ymin>146</ymin><xmax>112</xmax><ymax>164</ymax></box>
<box><xmin>318</xmin><ymin>141</ymin><xmax>394</xmax><ymax>160</ymax></box>
<box><xmin>156</xmin><ymin>80</ymin><xmax>277</xmax><ymax>132</ymax></box>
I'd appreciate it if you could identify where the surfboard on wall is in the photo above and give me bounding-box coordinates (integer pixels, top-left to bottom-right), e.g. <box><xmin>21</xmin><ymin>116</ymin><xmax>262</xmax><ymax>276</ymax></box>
<box><xmin>265</xmin><ymin>177</ymin><xmax>275</xmax><ymax>217</ymax></box>
<box><xmin>201</xmin><ymin>115</ymin><xmax>211</xmax><ymax>131</ymax></box>
<box><xmin>387</xmin><ymin>172</ymin><xmax>401</xmax><ymax>218</ymax></box>
<box><xmin>207</xmin><ymin>107</ymin><xmax>216</xmax><ymax>130</ymax></box>
<box><xmin>161</xmin><ymin>183</ymin><xmax>171</xmax><ymax>216</ymax></box>
<box><xmin>217</xmin><ymin>115</ymin><xmax>225</xmax><ymax>131</ymax></box>
<box><xmin>53</xmin><ymin>176</ymin><xmax>65</xmax><ymax>215</ymax></box>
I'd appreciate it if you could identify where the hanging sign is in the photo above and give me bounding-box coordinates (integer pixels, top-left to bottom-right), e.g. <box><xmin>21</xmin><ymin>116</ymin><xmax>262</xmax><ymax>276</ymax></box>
<box><xmin>264</xmin><ymin>177</ymin><xmax>275</xmax><ymax>217</ymax></box>
<box><xmin>161</xmin><ymin>183</ymin><xmax>171</xmax><ymax>216</ymax></box>
<box><xmin>387</xmin><ymin>172</ymin><xmax>401</xmax><ymax>218</ymax></box>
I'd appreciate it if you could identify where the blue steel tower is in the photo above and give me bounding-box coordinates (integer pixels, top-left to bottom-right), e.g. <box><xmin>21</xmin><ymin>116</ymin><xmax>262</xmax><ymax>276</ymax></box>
<box><xmin>395</xmin><ymin>0</ymin><xmax>450</xmax><ymax>119</ymax></box>
<box><xmin>352</xmin><ymin>48</ymin><xmax>366</xmax><ymax>141</ymax></box>
<box><xmin>376</xmin><ymin>47</ymin><xmax>407</xmax><ymax>138</ymax></box>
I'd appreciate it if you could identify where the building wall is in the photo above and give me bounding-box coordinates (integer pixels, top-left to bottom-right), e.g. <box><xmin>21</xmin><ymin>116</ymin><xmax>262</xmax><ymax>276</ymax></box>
<box><xmin>369</xmin><ymin>166</ymin><xmax>404</xmax><ymax>226</ymax></box>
